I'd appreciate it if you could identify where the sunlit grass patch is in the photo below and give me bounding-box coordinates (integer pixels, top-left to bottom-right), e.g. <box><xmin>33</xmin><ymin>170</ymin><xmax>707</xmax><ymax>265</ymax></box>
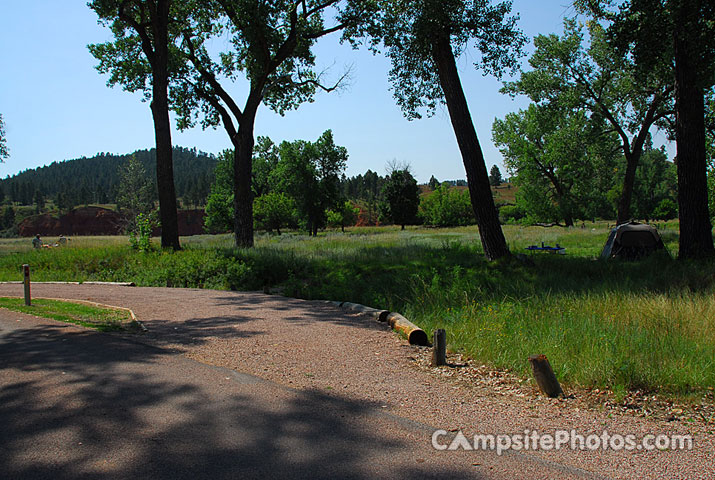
<box><xmin>411</xmin><ymin>291</ymin><xmax>715</xmax><ymax>395</ymax></box>
<box><xmin>0</xmin><ymin>297</ymin><xmax>138</xmax><ymax>332</ymax></box>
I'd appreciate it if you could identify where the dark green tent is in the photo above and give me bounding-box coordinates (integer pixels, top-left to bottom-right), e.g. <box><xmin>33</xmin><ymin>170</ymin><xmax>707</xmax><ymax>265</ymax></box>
<box><xmin>601</xmin><ymin>222</ymin><xmax>667</xmax><ymax>260</ymax></box>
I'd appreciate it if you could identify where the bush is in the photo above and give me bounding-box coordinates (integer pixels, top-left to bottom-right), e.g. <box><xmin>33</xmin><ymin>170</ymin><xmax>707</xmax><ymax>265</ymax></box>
<box><xmin>418</xmin><ymin>185</ymin><xmax>475</xmax><ymax>227</ymax></box>
<box><xmin>253</xmin><ymin>192</ymin><xmax>297</xmax><ymax>234</ymax></box>
<box><xmin>653</xmin><ymin>198</ymin><xmax>677</xmax><ymax>220</ymax></box>
<box><xmin>128</xmin><ymin>213</ymin><xmax>155</xmax><ymax>252</ymax></box>
<box><xmin>499</xmin><ymin>204</ymin><xmax>526</xmax><ymax>224</ymax></box>
<box><xmin>327</xmin><ymin>200</ymin><xmax>360</xmax><ymax>231</ymax></box>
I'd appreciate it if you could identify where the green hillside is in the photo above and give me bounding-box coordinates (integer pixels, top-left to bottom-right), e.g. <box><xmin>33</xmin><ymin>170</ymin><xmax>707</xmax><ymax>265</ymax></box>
<box><xmin>0</xmin><ymin>147</ymin><xmax>217</xmax><ymax>208</ymax></box>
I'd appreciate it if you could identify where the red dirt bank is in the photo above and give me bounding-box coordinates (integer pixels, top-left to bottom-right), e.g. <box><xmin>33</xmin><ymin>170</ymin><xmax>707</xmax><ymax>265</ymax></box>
<box><xmin>18</xmin><ymin>206</ymin><xmax>206</xmax><ymax>237</ymax></box>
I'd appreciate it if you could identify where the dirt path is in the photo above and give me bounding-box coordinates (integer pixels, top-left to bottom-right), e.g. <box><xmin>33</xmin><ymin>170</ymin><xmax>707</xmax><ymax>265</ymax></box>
<box><xmin>1</xmin><ymin>283</ymin><xmax>712</xmax><ymax>479</ymax></box>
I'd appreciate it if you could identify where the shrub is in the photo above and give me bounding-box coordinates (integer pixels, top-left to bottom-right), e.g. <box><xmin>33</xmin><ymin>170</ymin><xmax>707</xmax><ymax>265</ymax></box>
<box><xmin>499</xmin><ymin>204</ymin><xmax>526</xmax><ymax>224</ymax></box>
<box><xmin>419</xmin><ymin>185</ymin><xmax>475</xmax><ymax>227</ymax></box>
<box><xmin>253</xmin><ymin>192</ymin><xmax>297</xmax><ymax>235</ymax></box>
<box><xmin>128</xmin><ymin>213</ymin><xmax>154</xmax><ymax>252</ymax></box>
<box><xmin>653</xmin><ymin>198</ymin><xmax>677</xmax><ymax>220</ymax></box>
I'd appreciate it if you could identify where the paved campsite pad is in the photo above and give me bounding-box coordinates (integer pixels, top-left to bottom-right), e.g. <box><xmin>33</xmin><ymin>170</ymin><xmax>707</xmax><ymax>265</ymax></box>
<box><xmin>1</xmin><ymin>283</ymin><xmax>713</xmax><ymax>479</ymax></box>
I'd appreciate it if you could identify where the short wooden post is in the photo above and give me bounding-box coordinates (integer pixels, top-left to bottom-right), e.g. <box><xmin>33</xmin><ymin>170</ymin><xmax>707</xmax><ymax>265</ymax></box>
<box><xmin>528</xmin><ymin>354</ymin><xmax>563</xmax><ymax>398</ymax></box>
<box><xmin>431</xmin><ymin>329</ymin><xmax>447</xmax><ymax>366</ymax></box>
<box><xmin>23</xmin><ymin>264</ymin><xmax>31</xmax><ymax>306</ymax></box>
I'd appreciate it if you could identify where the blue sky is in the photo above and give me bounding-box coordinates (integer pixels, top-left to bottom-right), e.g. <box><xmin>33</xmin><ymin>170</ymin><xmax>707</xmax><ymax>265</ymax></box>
<box><xmin>1</xmin><ymin>1</ymin><xmax>586</xmax><ymax>183</ymax></box>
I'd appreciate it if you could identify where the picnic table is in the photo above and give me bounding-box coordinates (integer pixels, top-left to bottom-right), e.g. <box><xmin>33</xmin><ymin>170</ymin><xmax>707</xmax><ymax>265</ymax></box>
<box><xmin>525</xmin><ymin>242</ymin><xmax>566</xmax><ymax>254</ymax></box>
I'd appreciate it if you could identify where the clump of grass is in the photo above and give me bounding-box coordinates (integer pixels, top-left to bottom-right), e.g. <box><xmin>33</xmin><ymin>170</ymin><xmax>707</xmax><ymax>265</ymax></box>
<box><xmin>0</xmin><ymin>297</ymin><xmax>137</xmax><ymax>332</ymax></box>
<box><xmin>411</xmin><ymin>290</ymin><xmax>715</xmax><ymax>395</ymax></box>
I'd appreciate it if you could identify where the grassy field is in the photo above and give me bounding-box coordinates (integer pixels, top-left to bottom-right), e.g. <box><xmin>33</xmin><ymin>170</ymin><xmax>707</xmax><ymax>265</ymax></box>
<box><xmin>0</xmin><ymin>223</ymin><xmax>712</xmax><ymax>398</ymax></box>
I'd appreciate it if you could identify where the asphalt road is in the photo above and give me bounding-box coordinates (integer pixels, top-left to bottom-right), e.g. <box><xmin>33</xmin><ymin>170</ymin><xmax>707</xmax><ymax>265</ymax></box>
<box><xmin>0</xmin><ymin>309</ymin><xmax>590</xmax><ymax>480</ymax></box>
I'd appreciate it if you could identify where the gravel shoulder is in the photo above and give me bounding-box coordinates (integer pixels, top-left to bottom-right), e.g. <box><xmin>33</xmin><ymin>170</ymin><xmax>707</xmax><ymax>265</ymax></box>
<box><xmin>1</xmin><ymin>283</ymin><xmax>712</xmax><ymax>479</ymax></box>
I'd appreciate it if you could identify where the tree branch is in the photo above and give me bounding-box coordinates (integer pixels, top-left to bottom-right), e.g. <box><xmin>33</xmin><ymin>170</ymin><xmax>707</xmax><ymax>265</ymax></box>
<box><xmin>191</xmin><ymin>81</ymin><xmax>238</xmax><ymax>144</ymax></box>
<box><xmin>118</xmin><ymin>0</ymin><xmax>156</xmax><ymax>68</ymax></box>
<box><xmin>181</xmin><ymin>31</ymin><xmax>244</xmax><ymax>122</ymax></box>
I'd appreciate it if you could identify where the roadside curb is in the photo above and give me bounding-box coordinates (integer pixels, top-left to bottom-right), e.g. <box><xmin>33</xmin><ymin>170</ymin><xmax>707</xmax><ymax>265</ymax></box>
<box><xmin>325</xmin><ymin>300</ymin><xmax>430</xmax><ymax>346</ymax></box>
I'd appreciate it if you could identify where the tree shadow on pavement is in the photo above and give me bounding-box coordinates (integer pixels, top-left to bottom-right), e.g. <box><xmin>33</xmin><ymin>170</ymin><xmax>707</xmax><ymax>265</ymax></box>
<box><xmin>212</xmin><ymin>294</ymin><xmax>392</xmax><ymax>332</ymax></box>
<box><xmin>0</xmin><ymin>320</ymin><xmax>479</xmax><ymax>479</ymax></box>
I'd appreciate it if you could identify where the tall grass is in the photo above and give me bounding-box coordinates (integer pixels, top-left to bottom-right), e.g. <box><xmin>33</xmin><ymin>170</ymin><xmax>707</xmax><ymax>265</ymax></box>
<box><xmin>0</xmin><ymin>224</ymin><xmax>712</xmax><ymax>396</ymax></box>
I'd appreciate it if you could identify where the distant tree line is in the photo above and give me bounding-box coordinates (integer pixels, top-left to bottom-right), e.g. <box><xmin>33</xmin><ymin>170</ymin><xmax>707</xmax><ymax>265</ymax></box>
<box><xmin>0</xmin><ymin>147</ymin><xmax>215</xmax><ymax>212</ymax></box>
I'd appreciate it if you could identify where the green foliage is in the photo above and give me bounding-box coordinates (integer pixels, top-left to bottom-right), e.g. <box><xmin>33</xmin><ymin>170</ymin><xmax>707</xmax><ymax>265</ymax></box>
<box><xmin>428</xmin><ymin>175</ymin><xmax>439</xmax><ymax>190</ymax></box>
<box><xmin>631</xmin><ymin>147</ymin><xmax>677</xmax><ymax>220</ymax></box>
<box><xmin>419</xmin><ymin>185</ymin><xmax>475</xmax><ymax>227</ymax></box>
<box><xmin>707</xmin><ymin>92</ymin><xmax>715</xmax><ymax>220</ymax></box>
<box><xmin>128</xmin><ymin>213</ymin><xmax>154</xmax><ymax>252</ymax></box>
<box><xmin>0</xmin><ymin>113</ymin><xmax>8</xmax><ymax>161</ymax></box>
<box><xmin>327</xmin><ymin>201</ymin><xmax>360</xmax><ymax>231</ymax></box>
<box><xmin>341</xmin><ymin>169</ymin><xmax>386</xmax><ymax>204</ymax></box>
<box><xmin>205</xmin><ymin>131</ymin><xmax>349</xmax><ymax>236</ymax></box>
<box><xmin>272</xmin><ymin>130</ymin><xmax>348</xmax><ymax>235</ymax></box>
<box><xmin>204</xmin><ymin>150</ymin><xmax>234</xmax><ymax>234</ymax></box>
<box><xmin>381</xmin><ymin>169</ymin><xmax>420</xmax><ymax>228</ymax></box>
<box><xmin>502</xmin><ymin>17</ymin><xmax>674</xmax><ymax>222</ymax></box>
<box><xmin>252</xmin><ymin>137</ymin><xmax>280</xmax><ymax>197</ymax></box>
<box><xmin>498</xmin><ymin>204</ymin><xmax>525</xmax><ymax>224</ymax></box>
<box><xmin>493</xmin><ymin>103</ymin><xmax>618</xmax><ymax>225</ymax></box>
<box><xmin>117</xmin><ymin>155</ymin><xmax>153</xmax><ymax>230</ymax></box>
<box><xmin>489</xmin><ymin>165</ymin><xmax>502</xmax><ymax>186</ymax></box>
<box><xmin>352</xmin><ymin>0</ymin><xmax>526</xmax><ymax>120</ymax></box>
<box><xmin>0</xmin><ymin>147</ymin><xmax>214</xmax><ymax>209</ymax></box>
<box><xmin>173</xmin><ymin>2</ymin><xmax>372</xmax><ymax>130</ymax></box>
<box><xmin>1</xmin><ymin>206</ymin><xmax>15</xmax><ymax>231</ymax></box>
<box><xmin>653</xmin><ymin>198</ymin><xmax>678</xmax><ymax>220</ymax></box>
<box><xmin>87</xmin><ymin>0</ymin><xmax>197</xmax><ymax>98</ymax></box>
<box><xmin>253</xmin><ymin>192</ymin><xmax>297</xmax><ymax>235</ymax></box>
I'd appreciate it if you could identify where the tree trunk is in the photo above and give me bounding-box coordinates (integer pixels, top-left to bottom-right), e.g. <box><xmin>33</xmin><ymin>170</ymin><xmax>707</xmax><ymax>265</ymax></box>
<box><xmin>674</xmin><ymin>26</ymin><xmax>714</xmax><ymax>259</ymax></box>
<box><xmin>431</xmin><ymin>36</ymin><xmax>509</xmax><ymax>261</ymax></box>
<box><xmin>562</xmin><ymin>213</ymin><xmax>574</xmax><ymax>228</ymax></box>
<box><xmin>616</xmin><ymin>151</ymin><xmax>640</xmax><ymax>225</ymax></box>
<box><xmin>150</xmin><ymin>0</ymin><xmax>180</xmax><ymax>250</ymax></box>
<box><xmin>233</xmin><ymin>124</ymin><xmax>255</xmax><ymax>248</ymax></box>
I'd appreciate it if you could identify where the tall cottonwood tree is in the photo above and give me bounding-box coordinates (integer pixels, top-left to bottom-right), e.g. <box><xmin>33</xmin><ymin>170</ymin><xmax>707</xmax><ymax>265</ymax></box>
<box><xmin>350</xmin><ymin>0</ymin><xmax>526</xmax><ymax>260</ymax></box>
<box><xmin>493</xmin><ymin>103</ymin><xmax>619</xmax><ymax>226</ymax></box>
<box><xmin>175</xmin><ymin>1</ymin><xmax>372</xmax><ymax>247</ymax></box>
<box><xmin>503</xmin><ymin>19</ymin><xmax>673</xmax><ymax>225</ymax></box>
<box><xmin>580</xmin><ymin>0</ymin><xmax>715</xmax><ymax>258</ymax></box>
<box><xmin>271</xmin><ymin>130</ymin><xmax>348</xmax><ymax>236</ymax></box>
<box><xmin>89</xmin><ymin>0</ymin><xmax>183</xmax><ymax>250</ymax></box>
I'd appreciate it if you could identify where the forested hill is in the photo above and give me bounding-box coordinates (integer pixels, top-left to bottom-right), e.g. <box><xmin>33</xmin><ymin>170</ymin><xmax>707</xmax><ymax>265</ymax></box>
<box><xmin>0</xmin><ymin>147</ymin><xmax>217</xmax><ymax>207</ymax></box>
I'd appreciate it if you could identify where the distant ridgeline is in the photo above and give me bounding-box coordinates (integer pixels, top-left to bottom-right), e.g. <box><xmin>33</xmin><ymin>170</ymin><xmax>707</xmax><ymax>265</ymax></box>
<box><xmin>0</xmin><ymin>147</ymin><xmax>217</xmax><ymax>207</ymax></box>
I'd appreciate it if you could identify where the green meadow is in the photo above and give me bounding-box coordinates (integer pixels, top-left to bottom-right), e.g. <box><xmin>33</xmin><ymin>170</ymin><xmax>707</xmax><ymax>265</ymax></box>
<box><xmin>1</xmin><ymin>223</ymin><xmax>713</xmax><ymax>398</ymax></box>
